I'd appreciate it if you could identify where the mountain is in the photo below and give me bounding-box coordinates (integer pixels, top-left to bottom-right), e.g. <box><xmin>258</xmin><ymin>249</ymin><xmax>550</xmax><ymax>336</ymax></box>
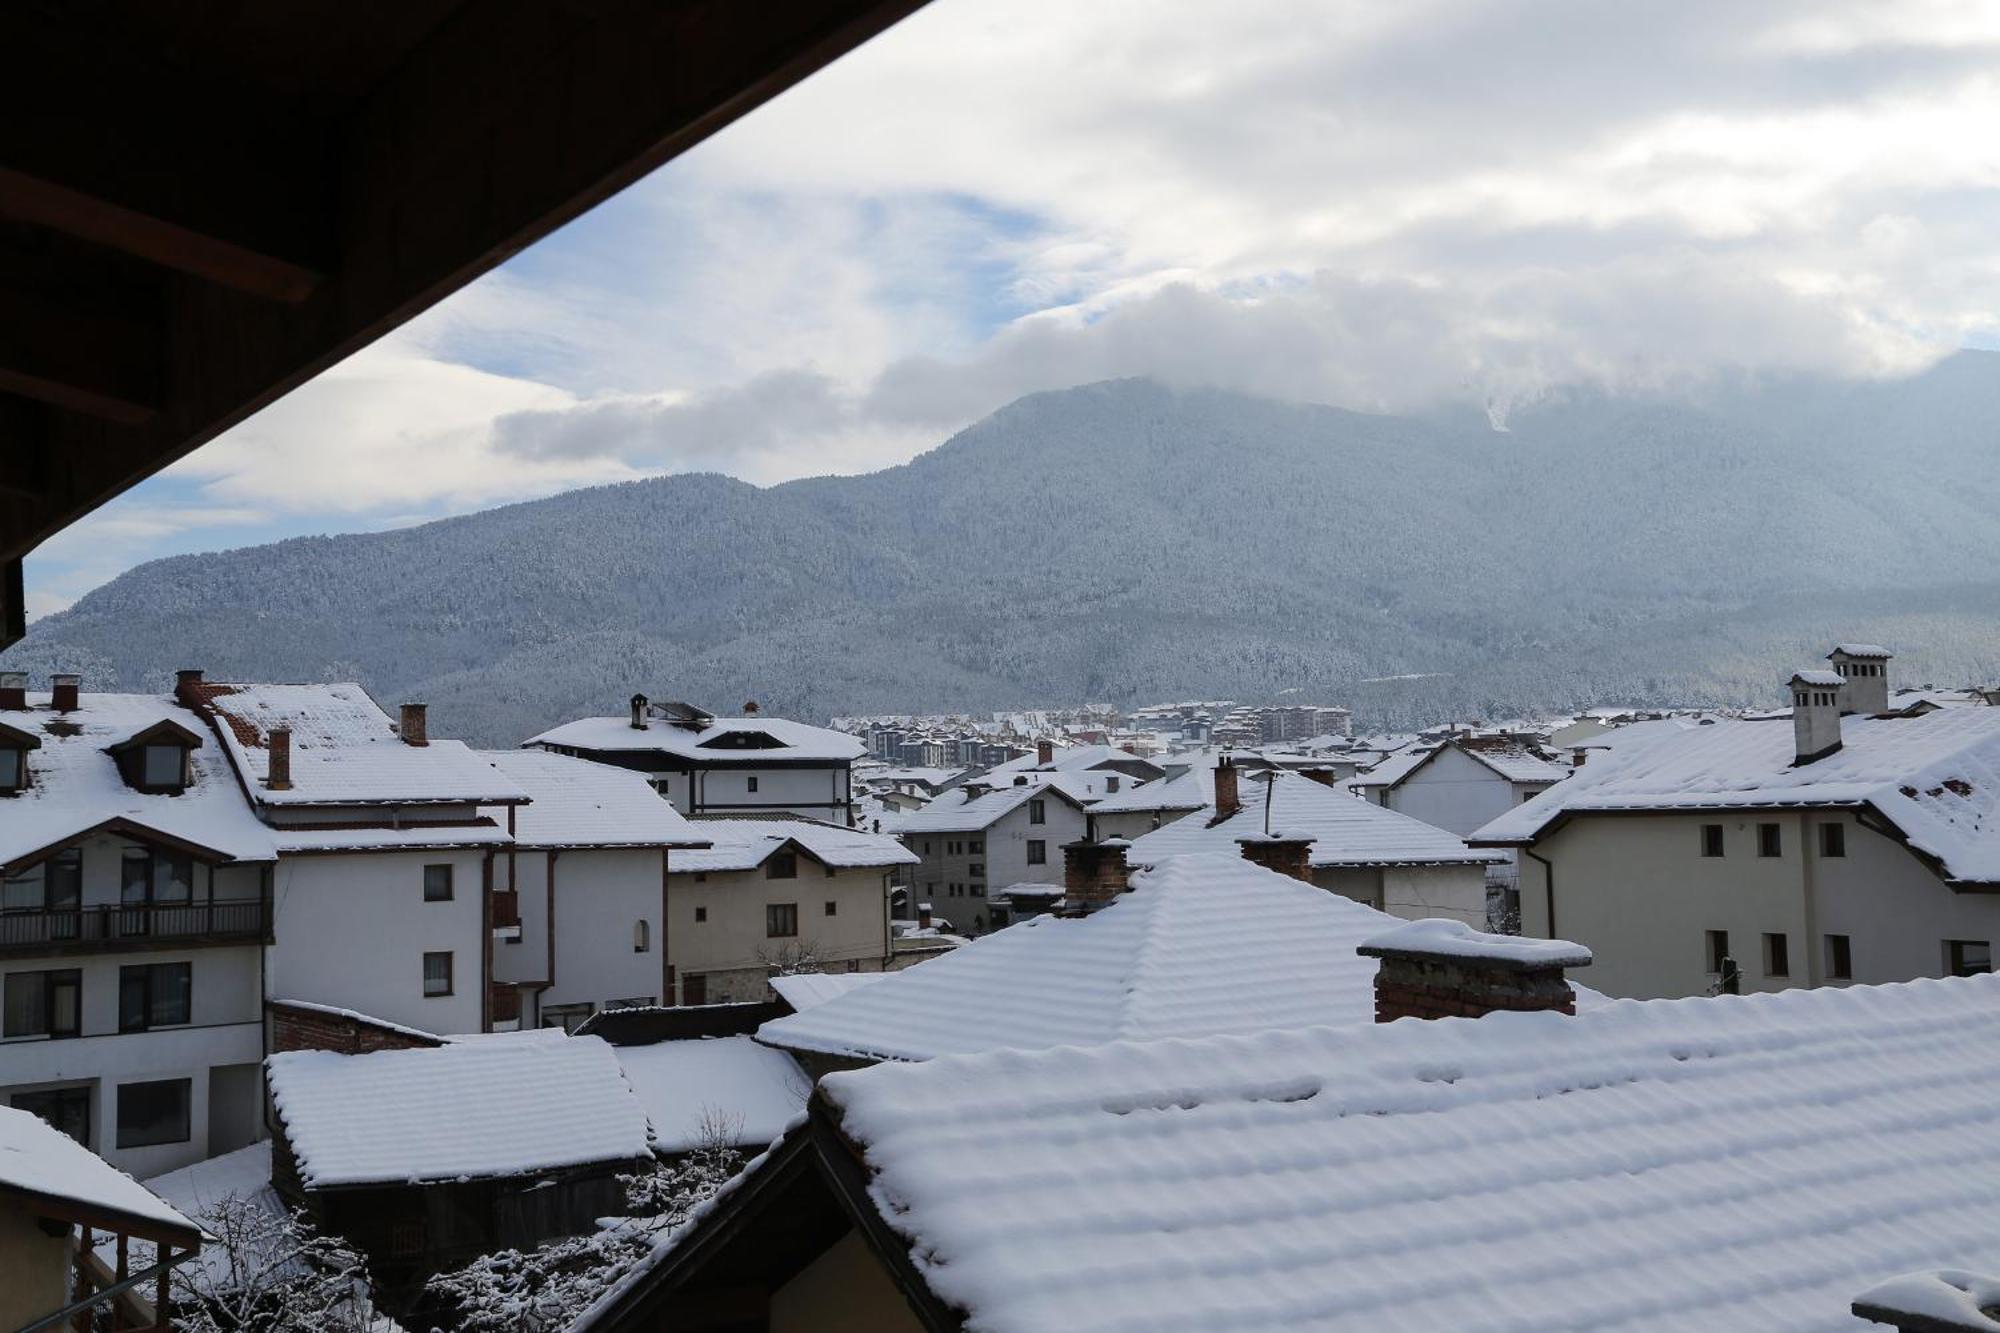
<box><xmin>14</xmin><ymin>357</ymin><xmax>2000</xmax><ymax>744</ymax></box>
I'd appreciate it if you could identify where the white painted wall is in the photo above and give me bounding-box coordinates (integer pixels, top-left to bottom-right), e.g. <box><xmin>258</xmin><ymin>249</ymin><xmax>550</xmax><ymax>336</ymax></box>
<box><xmin>1519</xmin><ymin>809</ymin><xmax>2000</xmax><ymax>999</ymax></box>
<box><xmin>903</xmin><ymin>798</ymin><xmax>1088</xmax><ymax>934</ymax></box>
<box><xmin>1386</xmin><ymin>747</ymin><xmax>1543</xmax><ymax>837</ymax></box>
<box><xmin>266</xmin><ymin>848</ymin><xmax>489</xmax><ymax>1034</ymax></box>
<box><xmin>1314</xmin><ymin>865</ymin><xmax>1487</xmax><ymax>926</ymax></box>
<box><xmin>496</xmin><ymin>847</ymin><xmax>672</xmax><ymax>1013</ymax></box>
<box><xmin>668</xmin><ymin>864</ymin><xmax>891</xmax><ymax>1005</ymax></box>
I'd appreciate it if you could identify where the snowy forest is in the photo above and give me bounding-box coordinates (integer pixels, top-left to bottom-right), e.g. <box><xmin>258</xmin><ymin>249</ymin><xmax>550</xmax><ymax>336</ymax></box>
<box><xmin>13</xmin><ymin>356</ymin><xmax>2000</xmax><ymax>745</ymax></box>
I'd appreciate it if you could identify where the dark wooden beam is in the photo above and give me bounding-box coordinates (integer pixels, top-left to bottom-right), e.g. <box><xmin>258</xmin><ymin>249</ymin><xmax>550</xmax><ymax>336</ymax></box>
<box><xmin>0</xmin><ymin>279</ymin><xmax>161</xmax><ymax>424</ymax></box>
<box><xmin>0</xmin><ymin>167</ymin><xmax>324</xmax><ymax>303</ymax></box>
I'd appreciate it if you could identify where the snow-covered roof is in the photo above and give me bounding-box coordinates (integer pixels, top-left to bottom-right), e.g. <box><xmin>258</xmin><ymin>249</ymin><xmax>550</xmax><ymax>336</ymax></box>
<box><xmin>1085</xmin><ymin>766</ymin><xmax>1212</xmax><ymax>814</ymax></box>
<box><xmin>768</xmin><ymin>971</ymin><xmax>889</xmax><ymax>1013</ymax></box>
<box><xmin>266</xmin><ymin>1032</ymin><xmax>652</xmax><ymax>1187</ymax></box>
<box><xmin>268</xmin><ymin>822</ymin><xmax>514</xmax><ymax>853</ymax></box>
<box><xmin>1359</xmin><ymin>917</ymin><xmax>1594</xmax><ymax>967</ymax></box>
<box><xmin>481</xmin><ymin>749</ymin><xmax>709</xmax><ymax>848</ymax></box>
<box><xmin>0</xmin><ymin>1104</ymin><xmax>201</xmax><ymax>1241</ymax></box>
<box><xmin>1792</xmin><ymin>668</ymin><xmax>1848</xmax><ymax>688</ymax></box>
<box><xmin>672</xmin><ymin>818</ymin><xmax>915</xmax><ymax>874</ymax></box>
<box><xmin>985</xmin><ymin>743</ymin><xmax>1158</xmax><ymax>776</ymax></box>
<box><xmin>198</xmin><ymin>682</ymin><xmax>529</xmax><ymax>808</ymax></box>
<box><xmin>760</xmin><ymin>854</ymin><xmax>1483</xmax><ymax>1064</ymax></box>
<box><xmin>1831</xmin><ymin>642</ymin><xmax>1894</xmax><ymax>659</ymax></box>
<box><xmin>613</xmin><ymin>1036</ymin><xmax>807</xmax><ymax>1153</ymax></box>
<box><xmin>1348</xmin><ymin>747</ymin><xmax>1430</xmax><ymax>788</ymax></box>
<box><xmin>890</xmin><ymin>779</ymin><xmax>1093</xmax><ymax>834</ymax></box>
<box><xmin>820</xmin><ymin>970</ymin><xmax>2000</xmax><ymax>1333</ymax></box>
<box><xmin>1455</xmin><ymin>743</ymin><xmax>1569</xmax><ymax>784</ymax></box>
<box><xmin>1128</xmin><ymin>772</ymin><xmax>1503</xmax><ymax>868</ymax></box>
<box><xmin>0</xmin><ymin>692</ymin><xmax>275</xmax><ymax>872</ymax></box>
<box><xmin>1568</xmin><ymin>715</ymin><xmax>1706</xmax><ymax>752</ymax></box>
<box><xmin>524</xmin><ymin>714</ymin><xmax>864</xmax><ymax>764</ymax></box>
<box><xmin>1473</xmin><ymin>709</ymin><xmax>2000</xmax><ymax>884</ymax></box>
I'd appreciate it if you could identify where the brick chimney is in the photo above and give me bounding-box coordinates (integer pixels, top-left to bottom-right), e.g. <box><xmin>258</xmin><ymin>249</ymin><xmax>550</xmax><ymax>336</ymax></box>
<box><xmin>0</xmin><ymin>672</ymin><xmax>25</xmax><ymax>711</ymax></box>
<box><xmin>399</xmin><ymin>702</ymin><xmax>429</xmax><ymax>747</ymax></box>
<box><xmin>174</xmin><ymin>668</ymin><xmax>205</xmax><ymax>707</ymax></box>
<box><xmin>50</xmin><ymin>673</ymin><xmax>79</xmax><ymax>713</ymax></box>
<box><xmin>267</xmin><ymin>727</ymin><xmax>292</xmax><ymax>790</ymax></box>
<box><xmin>1790</xmin><ymin>670</ymin><xmax>1844</xmax><ymax>765</ymax></box>
<box><xmin>1061</xmin><ymin>837</ymin><xmax>1131</xmax><ymax>914</ymax></box>
<box><xmin>1358</xmin><ymin>919</ymin><xmax>1592</xmax><ymax>1022</ymax></box>
<box><xmin>1036</xmin><ymin>738</ymin><xmax>1053</xmax><ymax>766</ymax></box>
<box><xmin>1236</xmin><ymin>832</ymin><xmax>1315</xmax><ymax>882</ymax></box>
<box><xmin>1299</xmin><ymin>765</ymin><xmax>1338</xmax><ymax>787</ymax></box>
<box><xmin>1212</xmin><ymin>756</ymin><xmax>1240</xmax><ymax>822</ymax></box>
<box><xmin>917</xmin><ymin>902</ymin><xmax>933</xmax><ymax>930</ymax></box>
<box><xmin>629</xmin><ymin>693</ymin><xmax>649</xmax><ymax>730</ymax></box>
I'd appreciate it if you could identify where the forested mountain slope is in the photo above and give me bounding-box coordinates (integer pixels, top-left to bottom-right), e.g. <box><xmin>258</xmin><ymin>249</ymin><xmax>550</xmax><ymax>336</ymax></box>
<box><xmin>15</xmin><ymin>356</ymin><xmax>2000</xmax><ymax>743</ymax></box>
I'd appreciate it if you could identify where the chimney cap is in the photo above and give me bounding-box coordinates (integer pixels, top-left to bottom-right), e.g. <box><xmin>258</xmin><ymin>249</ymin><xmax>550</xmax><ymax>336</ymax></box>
<box><xmin>1790</xmin><ymin>669</ymin><xmax>1846</xmax><ymax>688</ymax></box>
<box><xmin>0</xmin><ymin>671</ymin><xmax>24</xmax><ymax>688</ymax></box>
<box><xmin>49</xmin><ymin>672</ymin><xmax>80</xmax><ymax>685</ymax></box>
<box><xmin>1827</xmin><ymin>643</ymin><xmax>1893</xmax><ymax>660</ymax></box>
<box><xmin>1358</xmin><ymin>918</ymin><xmax>1592</xmax><ymax>972</ymax></box>
<box><xmin>175</xmin><ymin>668</ymin><xmax>204</xmax><ymax>682</ymax></box>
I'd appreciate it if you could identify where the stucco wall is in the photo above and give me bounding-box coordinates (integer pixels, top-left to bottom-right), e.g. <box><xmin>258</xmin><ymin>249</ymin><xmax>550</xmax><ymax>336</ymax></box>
<box><xmin>0</xmin><ymin>1203</ymin><xmax>70</xmax><ymax>1331</ymax></box>
<box><xmin>770</xmin><ymin>1227</ymin><xmax>926</xmax><ymax>1333</ymax></box>
<box><xmin>668</xmin><ymin>864</ymin><xmax>890</xmax><ymax>1005</ymax></box>
<box><xmin>1313</xmin><ymin>864</ymin><xmax>1486</xmax><ymax>925</ymax></box>
<box><xmin>497</xmin><ymin>847</ymin><xmax>671</xmax><ymax>1011</ymax></box>
<box><xmin>1519</xmin><ymin>809</ymin><xmax>2000</xmax><ymax>999</ymax></box>
<box><xmin>267</xmin><ymin>848</ymin><xmax>488</xmax><ymax>1034</ymax></box>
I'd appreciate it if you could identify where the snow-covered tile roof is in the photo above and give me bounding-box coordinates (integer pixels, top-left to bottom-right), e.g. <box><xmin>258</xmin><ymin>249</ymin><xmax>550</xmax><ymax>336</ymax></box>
<box><xmin>822</xmin><ymin>971</ymin><xmax>2000</xmax><ymax>1333</ymax></box>
<box><xmin>0</xmin><ymin>692</ymin><xmax>275</xmax><ymax>871</ymax></box>
<box><xmin>1793</xmin><ymin>668</ymin><xmax>1848</xmax><ymax>688</ymax></box>
<box><xmin>266</xmin><ymin>1033</ymin><xmax>652</xmax><ymax>1187</ymax></box>
<box><xmin>1348</xmin><ymin>747</ymin><xmax>1431</xmax><ymax>788</ymax></box>
<box><xmin>481</xmin><ymin>749</ymin><xmax>709</xmax><ymax>848</ymax></box>
<box><xmin>1473</xmin><ymin>709</ymin><xmax>2000</xmax><ymax>884</ymax></box>
<box><xmin>672</xmin><ymin>818</ymin><xmax>916</xmax><ymax>874</ymax></box>
<box><xmin>524</xmin><ymin>714</ymin><xmax>864</xmax><ymax>763</ymax></box>
<box><xmin>984</xmin><ymin>743</ymin><xmax>1159</xmax><ymax>776</ymax></box>
<box><xmin>1128</xmin><ymin>772</ymin><xmax>1504</xmax><ymax>868</ymax></box>
<box><xmin>889</xmin><ymin>779</ymin><xmax>1093</xmax><ymax>834</ymax></box>
<box><xmin>198</xmin><ymin>682</ymin><xmax>529</xmax><ymax>807</ymax></box>
<box><xmin>768</xmin><ymin>971</ymin><xmax>889</xmax><ymax>1013</ymax></box>
<box><xmin>613</xmin><ymin>1036</ymin><xmax>808</xmax><ymax>1153</ymax></box>
<box><xmin>0</xmin><ymin>1104</ymin><xmax>199</xmax><ymax>1239</ymax></box>
<box><xmin>1832</xmin><ymin>642</ymin><xmax>1894</xmax><ymax>658</ymax></box>
<box><xmin>1086</xmin><ymin>766</ymin><xmax>1213</xmax><ymax>814</ymax></box>
<box><xmin>268</xmin><ymin>822</ymin><xmax>514</xmax><ymax>853</ymax></box>
<box><xmin>1457</xmin><ymin>743</ymin><xmax>1569</xmax><ymax>784</ymax></box>
<box><xmin>1567</xmin><ymin>716</ymin><xmax>1707</xmax><ymax>752</ymax></box>
<box><xmin>760</xmin><ymin>854</ymin><xmax>1459</xmax><ymax>1063</ymax></box>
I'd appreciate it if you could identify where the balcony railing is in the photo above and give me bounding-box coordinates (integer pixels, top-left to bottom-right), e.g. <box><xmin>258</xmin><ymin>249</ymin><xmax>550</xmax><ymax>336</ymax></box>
<box><xmin>0</xmin><ymin>897</ymin><xmax>272</xmax><ymax>957</ymax></box>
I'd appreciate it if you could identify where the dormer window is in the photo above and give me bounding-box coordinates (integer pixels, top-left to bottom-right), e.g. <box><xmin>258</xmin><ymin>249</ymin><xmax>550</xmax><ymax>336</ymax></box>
<box><xmin>106</xmin><ymin>719</ymin><xmax>204</xmax><ymax>795</ymax></box>
<box><xmin>0</xmin><ymin>721</ymin><xmax>40</xmax><ymax>795</ymax></box>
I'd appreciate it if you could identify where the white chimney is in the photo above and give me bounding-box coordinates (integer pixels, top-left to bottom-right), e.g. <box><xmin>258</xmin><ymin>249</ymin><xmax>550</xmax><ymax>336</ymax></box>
<box><xmin>1826</xmin><ymin>644</ymin><xmax>1892</xmax><ymax>715</ymax></box>
<box><xmin>1790</xmin><ymin>670</ymin><xmax>1845</xmax><ymax>765</ymax></box>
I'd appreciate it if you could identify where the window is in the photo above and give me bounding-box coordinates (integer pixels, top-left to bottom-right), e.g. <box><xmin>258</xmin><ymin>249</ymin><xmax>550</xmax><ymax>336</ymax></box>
<box><xmin>1705</xmin><ymin>929</ymin><xmax>1730</xmax><ymax>974</ymax></box>
<box><xmin>1757</xmin><ymin>823</ymin><xmax>1782</xmax><ymax>858</ymax></box>
<box><xmin>1026</xmin><ymin>840</ymin><xmax>1047</xmax><ymax>866</ymax></box>
<box><xmin>141</xmin><ymin>744</ymin><xmax>185</xmax><ymax>789</ymax></box>
<box><xmin>765</xmin><ymin>853</ymin><xmax>798</xmax><ymax>880</ymax></box>
<box><xmin>682</xmin><ymin>973</ymin><xmax>709</xmax><ymax>1006</ymax></box>
<box><xmin>1106</xmin><ymin>777</ymin><xmax>1121</xmax><ymax>793</ymax></box>
<box><xmin>968</xmin><ymin>839</ymin><xmax>983</xmax><ymax>854</ymax></box>
<box><xmin>3</xmin><ymin>850</ymin><xmax>78</xmax><ymax>914</ymax></box>
<box><xmin>633</xmin><ymin>919</ymin><xmax>650</xmax><ymax>953</ymax></box>
<box><xmin>970</xmin><ymin>883</ymin><xmax>986</xmax><ymax>897</ymax></box>
<box><xmin>423</xmin><ymin>951</ymin><xmax>454</xmax><ymax>996</ymax></box>
<box><xmin>1826</xmin><ymin>934</ymin><xmax>1853</xmax><ymax>980</ymax></box>
<box><xmin>541</xmin><ymin>1002</ymin><xmax>594</xmax><ymax>1034</ymax></box>
<box><xmin>119</xmin><ymin>963</ymin><xmax>191</xmax><ymax>1031</ymax></box>
<box><xmin>824</xmin><ymin>900</ymin><xmax>837</xmax><ymax>917</ymax></box>
<box><xmin>423</xmin><ymin>863</ymin><xmax>454</xmax><ymax>902</ymax></box>
<box><xmin>0</xmin><ymin>746</ymin><xmax>24</xmax><ymax>792</ymax></box>
<box><xmin>1947</xmin><ymin>939</ymin><xmax>1992</xmax><ymax>978</ymax></box>
<box><xmin>122</xmin><ymin>849</ymin><xmax>192</xmax><ymax>907</ymax></box>
<box><xmin>1700</xmin><ymin>824</ymin><xmax>1725</xmax><ymax>858</ymax></box>
<box><xmin>116</xmin><ymin>1078</ymin><xmax>191</xmax><ymax>1149</ymax></box>
<box><xmin>1819</xmin><ymin>822</ymin><xmax>1846</xmax><ymax>857</ymax></box>
<box><xmin>747</xmin><ymin>776</ymin><xmax>759</xmax><ymax>793</ymax></box>
<box><xmin>969</xmin><ymin>863</ymin><xmax>985</xmax><ymax>879</ymax></box>
<box><xmin>4</xmin><ymin>969</ymin><xmax>80</xmax><ymax>1039</ymax></box>
<box><xmin>1028</xmin><ymin>799</ymin><xmax>1046</xmax><ymax>825</ymax></box>
<box><xmin>766</xmin><ymin>903</ymin><xmax>798</xmax><ymax>938</ymax></box>
<box><xmin>694</xmin><ymin>906</ymin><xmax>708</xmax><ymax>923</ymax></box>
<box><xmin>2</xmin><ymin>868</ymin><xmax>41</xmax><ymax>912</ymax></box>
<box><xmin>1763</xmin><ymin>932</ymin><xmax>1789</xmax><ymax>977</ymax></box>
<box><xmin>13</xmin><ymin>1087</ymin><xmax>89</xmax><ymax>1145</ymax></box>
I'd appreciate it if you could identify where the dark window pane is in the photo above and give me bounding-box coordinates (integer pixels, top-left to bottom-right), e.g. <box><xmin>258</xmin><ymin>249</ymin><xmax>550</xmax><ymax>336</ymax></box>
<box><xmin>142</xmin><ymin>745</ymin><xmax>183</xmax><ymax>788</ymax></box>
<box><xmin>1700</xmin><ymin>825</ymin><xmax>1724</xmax><ymax>857</ymax></box>
<box><xmin>47</xmin><ymin>851</ymin><xmax>80</xmax><ymax>910</ymax></box>
<box><xmin>423</xmin><ymin>864</ymin><xmax>453</xmax><ymax>902</ymax></box>
<box><xmin>116</xmin><ymin>1079</ymin><xmax>191</xmax><ymax>1148</ymax></box>
<box><xmin>1820</xmin><ymin>823</ymin><xmax>1846</xmax><ymax>857</ymax></box>
<box><xmin>2</xmin><ymin>871</ymin><xmax>41</xmax><ymax>912</ymax></box>
<box><xmin>154</xmin><ymin>963</ymin><xmax>191</xmax><ymax>1026</ymax></box>
<box><xmin>4</xmin><ymin>972</ymin><xmax>45</xmax><ymax>1037</ymax></box>
<box><xmin>153</xmin><ymin>854</ymin><xmax>193</xmax><ymax>904</ymax></box>
<box><xmin>13</xmin><ymin>1086</ymin><xmax>90</xmax><ymax>1145</ymax></box>
<box><xmin>765</xmin><ymin>853</ymin><xmax>798</xmax><ymax>880</ymax></box>
<box><xmin>1758</xmin><ymin>824</ymin><xmax>1781</xmax><ymax>858</ymax></box>
<box><xmin>766</xmin><ymin>903</ymin><xmax>798</xmax><ymax>938</ymax></box>
<box><xmin>423</xmin><ymin>952</ymin><xmax>453</xmax><ymax>996</ymax></box>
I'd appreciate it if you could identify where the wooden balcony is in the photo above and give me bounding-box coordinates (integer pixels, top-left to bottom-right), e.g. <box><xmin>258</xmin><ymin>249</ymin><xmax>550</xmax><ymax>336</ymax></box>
<box><xmin>490</xmin><ymin>982</ymin><xmax>522</xmax><ymax>1028</ymax></box>
<box><xmin>0</xmin><ymin>895</ymin><xmax>271</xmax><ymax>958</ymax></box>
<box><xmin>491</xmin><ymin>888</ymin><xmax>521</xmax><ymax>931</ymax></box>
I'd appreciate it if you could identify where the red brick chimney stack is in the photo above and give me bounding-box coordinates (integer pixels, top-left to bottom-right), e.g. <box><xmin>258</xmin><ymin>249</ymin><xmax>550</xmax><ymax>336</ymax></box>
<box><xmin>1359</xmin><ymin>920</ymin><xmax>1592</xmax><ymax>1023</ymax></box>
<box><xmin>0</xmin><ymin>672</ymin><xmax>25</xmax><ymax>711</ymax></box>
<box><xmin>1037</xmin><ymin>738</ymin><xmax>1053</xmax><ymax>766</ymax></box>
<box><xmin>1061</xmin><ymin>837</ymin><xmax>1132</xmax><ymax>914</ymax></box>
<box><xmin>1235</xmin><ymin>833</ymin><xmax>1315</xmax><ymax>882</ymax></box>
<box><xmin>400</xmin><ymin>702</ymin><xmax>429</xmax><ymax>747</ymax></box>
<box><xmin>50</xmin><ymin>673</ymin><xmax>79</xmax><ymax>712</ymax></box>
<box><xmin>174</xmin><ymin>668</ymin><xmax>205</xmax><ymax>708</ymax></box>
<box><xmin>917</xmin><ymin>903</ymin><xmax>933</xmax><ymax>930</ymax></box>
<box><xmin>1212</xmin><ymin>756</ymin><xmax>1241</xmax><ymax>822</ymax></box>
<box><xmin>267</xmin><ymin>727</ymin><xmax>293</xmax><ymax>790</ymax></box>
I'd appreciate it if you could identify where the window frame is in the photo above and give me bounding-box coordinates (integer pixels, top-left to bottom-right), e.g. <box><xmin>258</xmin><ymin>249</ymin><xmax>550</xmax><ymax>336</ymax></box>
<box><xmin>4</xmin><ymin>967</ymin><xmax>81</xmax><ymax>1039</ymax></box>
<box><xmin>115</xmin><ymin>1078</ymin><xmax>192</xmax><ymax>1149</ymax></box>
<box><xmin>1947</xmin><ymin>939</ymin><xmax>1992</xmax><ymax>978</ymax></box>
<box><xmin>1025</xmin><ymin>839</ymin><xmax>1047</xmax><ymax>866</ymax></box>
<box><xmin>1762</xmin><ymin>932</ymin><xmax>1789</xmax><ymax>978</ymax></box>
<box><xmin>1825</xmin><ymin>933</ymin><xmax>1853</xmax><ymax>980</ymax></box>
<box><xmin>765</xmin><ymin>852</ymin><xmax>799</xmax><ymax>881</ymax></box>
<box><xmin>823</xmin><ymin>900</ymin><xmax>837</xmax><ymax>917</ymax></box>
<box><xmin>422</xmin><ymin>951</ymin><xmax>454</xmax><ymax>997</ymax></box>
<box><xmin>1700</xmin><ymin>824</ymin><xmax>1725</xmax><ymax>858</ymax></box>
<box><xmin>423</xmin><ymin>863</ymin><xmax>454</xmax><ymax>902</ymax></box>
<box><xmin>119</xmin><ymin>961</ymin><xmax>192</xmax><ymax>1032</ymax></box>
<box><xmin>1757</xmin><ymin>823</ymin><xmax>1782</xmax><ymax>858</ymax></box>
<box><xmin>1704</xmin><ymin>928</ymin><xmax>1730</xmax><ymax>975</ymax></box>
<box><xmin>1819</xmin><ymin>822</ymin><xmax>1846</xmax><ymax>857</ymax></box>
<box><xmin>766</xmin><ymin>902</ymin><xmax>799</xmax><ymax>938</ymax></box>
<box><xmin>12</xmin><ymin>1085</ymin><xmax>90</xmax><ymax>1146</ymax></box>
<box><xmin>1027</xmin><ymin>799</ymin><xmax>1047</xmax><ymax>825</ymax></box>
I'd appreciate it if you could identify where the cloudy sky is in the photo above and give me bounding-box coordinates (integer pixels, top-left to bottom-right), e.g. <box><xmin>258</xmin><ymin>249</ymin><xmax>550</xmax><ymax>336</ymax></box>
<box><xmin>27</xmin><ymin>0</ymin><xmax>2000</xmax><ymax>616</ymax></box>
